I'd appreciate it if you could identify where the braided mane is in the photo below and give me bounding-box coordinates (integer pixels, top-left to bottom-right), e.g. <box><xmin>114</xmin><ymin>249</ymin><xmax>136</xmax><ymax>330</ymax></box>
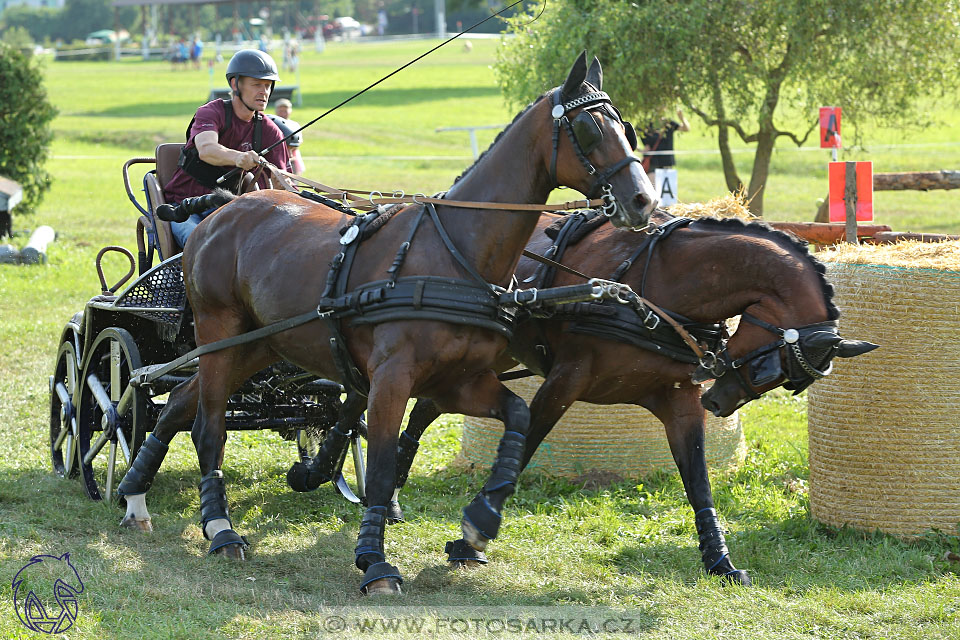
<box><xmin>689</xmin><ymin>216</ymin><xmax>840</xmax><ymax>320</ymax></box>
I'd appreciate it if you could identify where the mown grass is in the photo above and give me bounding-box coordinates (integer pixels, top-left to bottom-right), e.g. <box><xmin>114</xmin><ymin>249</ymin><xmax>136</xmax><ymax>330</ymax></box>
<box><xmin>1</xmin><ymin>37</ymin><xmax>959</xmax><ymax>639</ymax></box>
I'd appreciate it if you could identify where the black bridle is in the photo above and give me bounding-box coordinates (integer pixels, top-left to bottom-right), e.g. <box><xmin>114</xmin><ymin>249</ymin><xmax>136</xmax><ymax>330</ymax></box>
<box><xmin>697</xmin><ymin>313</ymin><xmax>841</xmax><ymax>400</ymax></box>
<box><xmin>548</xmin><ymin>89</ymin><xmax>642</xmax><ymax>218</ymax></box>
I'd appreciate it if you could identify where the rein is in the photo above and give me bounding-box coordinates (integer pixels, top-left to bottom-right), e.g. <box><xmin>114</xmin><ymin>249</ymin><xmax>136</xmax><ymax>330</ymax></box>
<box><xmin>266</xmin><ymin>165</ymin><xmax>613</xmax><ymax>214</ymax></box>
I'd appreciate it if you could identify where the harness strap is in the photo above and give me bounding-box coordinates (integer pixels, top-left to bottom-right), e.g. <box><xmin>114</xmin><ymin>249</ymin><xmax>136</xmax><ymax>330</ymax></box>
<box><xmin>426</xmin><ymin>201</ymin><xmax>493</xmax><ymax>290</ymax></box>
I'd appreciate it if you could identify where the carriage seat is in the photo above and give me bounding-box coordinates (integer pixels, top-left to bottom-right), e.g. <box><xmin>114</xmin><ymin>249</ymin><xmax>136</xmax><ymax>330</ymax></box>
<box><xmin>142</xmin><ymin>143</ymin><xmax>184</xmax><ymax>261</ymax></box>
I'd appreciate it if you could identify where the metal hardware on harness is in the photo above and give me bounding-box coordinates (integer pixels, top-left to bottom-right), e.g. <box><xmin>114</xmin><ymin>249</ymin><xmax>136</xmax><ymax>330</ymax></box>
<box><xmin>340</xmin><ymin>225</ymin><xmax>360</xmax><ymax>245</ymax></box>
<box><xmin>601</xmin><ymin>185</ymin><xmax>617</xmax><ymax>218</ymax></box>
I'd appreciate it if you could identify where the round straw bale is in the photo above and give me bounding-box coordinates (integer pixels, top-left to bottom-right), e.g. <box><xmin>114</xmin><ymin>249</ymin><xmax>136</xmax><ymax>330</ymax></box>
<box><xmin>459</xmin><ymin>374</ymin><xmax>745</xmax><ymax>479</ymax></box>
<box><xmin>809</xmin><ymin>241</ymin><xmax>960</xmax><ymax>538</ymax></box>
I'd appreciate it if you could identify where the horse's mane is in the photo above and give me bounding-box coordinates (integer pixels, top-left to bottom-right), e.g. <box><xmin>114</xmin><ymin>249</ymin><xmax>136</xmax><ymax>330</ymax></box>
<box><xmin>452</xmin><ymin>90</ymin><xmax>550</xmax><ymax>185</ymax></box>
<box><xmin>690</xmin><ymin>216</ymin><xmax>840</xmax><ymax>320</ymax></box>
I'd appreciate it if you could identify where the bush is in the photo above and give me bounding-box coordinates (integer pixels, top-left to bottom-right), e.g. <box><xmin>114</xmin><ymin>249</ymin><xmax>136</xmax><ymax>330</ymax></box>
<box><xmin>0</xmin><ymin>43</ymin><xmax>57</xmax><ymax>217</ymax></box>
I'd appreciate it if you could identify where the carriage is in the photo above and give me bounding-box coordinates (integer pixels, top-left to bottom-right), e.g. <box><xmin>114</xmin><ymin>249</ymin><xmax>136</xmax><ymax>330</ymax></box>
<box><xmin>47</xmin><ymin>143</ymin><xmax>368</xmax><ymax>505</ymax></box>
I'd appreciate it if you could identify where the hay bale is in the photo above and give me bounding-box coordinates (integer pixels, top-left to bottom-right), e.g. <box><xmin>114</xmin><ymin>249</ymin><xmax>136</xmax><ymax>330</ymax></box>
<box><xmin>809</xmin><ymin>240</ymin><xmax>960</xmax><ymax>537</ymax></box>
<box><xmin>459</xmin><ymin>374</ymin><xmax>745</xmax><ymax>479</ymax></box>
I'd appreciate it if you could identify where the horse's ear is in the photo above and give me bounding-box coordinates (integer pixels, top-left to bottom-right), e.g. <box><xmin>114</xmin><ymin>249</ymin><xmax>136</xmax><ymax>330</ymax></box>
<box><xmin>586</xmin><ymin>56</ymin><xmax>602</xmax><ymax>90</ymax></box>
<box><xmin>836</xmin><ymin>339</ymin><xmax>879</xmax><ymax>358</ymax></box>
<box><xmin>560</xmin><ymin>51</ymin><xmax>588</xmax><ymax>100</ymax></box>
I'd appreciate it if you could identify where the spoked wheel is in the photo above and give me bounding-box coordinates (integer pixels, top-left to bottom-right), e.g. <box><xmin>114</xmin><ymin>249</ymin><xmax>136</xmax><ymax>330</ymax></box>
<box><xmin>50</xmin><ymin>339</ymin><xmax>81</xmax><ymax>478</ymax></box>
<box><xmin>76</xmin><ymin>327</ymin><xmax>146</xmax><ymax>502</ymax></box>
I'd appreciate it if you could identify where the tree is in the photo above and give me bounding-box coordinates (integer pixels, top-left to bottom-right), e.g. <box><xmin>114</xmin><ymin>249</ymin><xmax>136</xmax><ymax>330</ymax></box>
<box><xmin>496</xmin><ymin>0</ymin><xmax>960</xmax><ymax>216</ymax></box>
<box><xmin>0</xmin><ymin>43</ymin><xmax>57</xmax><ymax>217</ymax></box>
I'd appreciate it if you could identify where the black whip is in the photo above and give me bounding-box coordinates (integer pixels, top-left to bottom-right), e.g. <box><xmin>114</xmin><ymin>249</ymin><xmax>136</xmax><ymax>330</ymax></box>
<box><xmin>218</xmin><ymin>0</ymin><xmax>545</xmax><ymax>185</ymax></box>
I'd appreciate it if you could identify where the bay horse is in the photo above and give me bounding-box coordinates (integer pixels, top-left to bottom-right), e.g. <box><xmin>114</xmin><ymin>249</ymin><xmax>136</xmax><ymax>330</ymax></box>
<box><xmin>115</xmin><ymin>52</ymin><xmax>657</xmax><ymax>594</ymax></box>
<box><xmin>390</xmin><ymin>210</ymin><xmax>878</xmax><ymax>585</ymax></box>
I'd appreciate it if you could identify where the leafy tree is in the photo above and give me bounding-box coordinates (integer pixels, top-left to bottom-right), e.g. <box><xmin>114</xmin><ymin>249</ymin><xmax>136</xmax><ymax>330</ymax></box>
<box><xmin>497</xmin><ymin>0</ymin><xmax>960</xmax><ymax>216</ymax></box>
<box><xmin>0</xmin><ymin>43</ymin><xmax>57</xmax><ymax>216</ymax></box>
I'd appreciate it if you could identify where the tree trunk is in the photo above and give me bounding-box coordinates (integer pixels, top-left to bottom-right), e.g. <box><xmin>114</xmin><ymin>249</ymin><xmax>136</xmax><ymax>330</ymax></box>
<box><xmin>711</xmin><ymin>81</ymin><xmax>742</xmax><ymax>193</ymax></box>
<box><xmin>747</xmin><ymin>127</ymin><xmax>776</xmax><ymax>217</ymax></box>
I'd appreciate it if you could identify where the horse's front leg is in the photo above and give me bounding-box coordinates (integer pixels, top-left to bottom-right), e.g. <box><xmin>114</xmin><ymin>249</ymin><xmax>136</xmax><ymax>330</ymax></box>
<box><xmin>287</xmin><ymin>391</ymin><xmax>366</xmax><ymax>492</ymax></box>
<box><xmin>117</xmin><ymin>374</ymin><xmax>200</xmax><ymax>532</ymax></box>
<box><xmin>649</xmin><ymin>385</ymin><xmax>751</xmax><ymax>586</ymax></box>
<box><xmin>353</xmin><ymin>367</ymin><xmax>413</xmax><ymax>595</ymax></box>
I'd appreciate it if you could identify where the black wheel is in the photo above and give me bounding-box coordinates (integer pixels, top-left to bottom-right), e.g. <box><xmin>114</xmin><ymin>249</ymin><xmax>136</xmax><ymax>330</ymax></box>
<box><xmin>50</xmin><ymin>339</ymin><xmax>81</xmax><ymax>478</ymax></box>
<box><xmin>76</xmin><ymin>328</ymin><xmax>147</xmax><ymax>502</ymax></box>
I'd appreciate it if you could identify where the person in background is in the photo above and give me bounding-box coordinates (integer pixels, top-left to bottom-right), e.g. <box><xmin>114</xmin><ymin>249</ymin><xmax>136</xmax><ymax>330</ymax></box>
<box><xmin>190</xmin><ymin>36</ymin><xmax>203</xmax><ymax>70</ymax></box>
<box><xmin>268</xmin><ymin>98</ymin><xmax>305</xmax><ymax>174</ymax></box>
<box><xmin>641</xmin><ymin>108</ymin><xmax>690</xmax><ymax>185</ymax></box>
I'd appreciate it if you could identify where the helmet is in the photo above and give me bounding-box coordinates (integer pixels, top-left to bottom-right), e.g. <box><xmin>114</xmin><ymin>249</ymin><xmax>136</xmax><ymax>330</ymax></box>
<box><xmin>225</xmin><ymin>49</ymin><xmax>280</xmax><ymax>90</ymax></box>
<box><xmin>266</xmin><ymin>114</ymin><xmax>302</xmax><ymax>148</ymax></box>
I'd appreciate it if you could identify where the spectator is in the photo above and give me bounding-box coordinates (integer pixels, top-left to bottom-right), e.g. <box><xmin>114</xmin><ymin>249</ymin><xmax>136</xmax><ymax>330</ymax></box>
<box><xmin>641</xmin><ymin>108</ymin><xmax>690</xmax><ymax>184</ymax></box>
<box><xmin>269</xmin><ymin>98</ymin><xmax>305</xmax><ymax>174</ymax></box>
<box><xmin>190</xmin><ymin>36</ymin><xmax>203</xmax><ymax>70</ymax></box>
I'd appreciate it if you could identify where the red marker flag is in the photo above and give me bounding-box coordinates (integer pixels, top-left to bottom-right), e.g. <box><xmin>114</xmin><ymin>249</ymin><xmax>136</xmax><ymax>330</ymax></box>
<box><xmin>820</xmin><ymin>107</ymin><xmax>842</xmax><ymax>149</ymax></box>
<box><xmin>828</xmin><ymin>161</ymin><xmax>873</xmax><ymax>222</ymax></box>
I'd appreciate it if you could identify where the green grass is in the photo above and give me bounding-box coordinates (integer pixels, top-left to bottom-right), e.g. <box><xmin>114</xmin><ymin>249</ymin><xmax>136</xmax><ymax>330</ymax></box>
<box><xmin>1</xmin><ymin>38</ymin><xmax>959</xmax><ymax>639</ymax></box>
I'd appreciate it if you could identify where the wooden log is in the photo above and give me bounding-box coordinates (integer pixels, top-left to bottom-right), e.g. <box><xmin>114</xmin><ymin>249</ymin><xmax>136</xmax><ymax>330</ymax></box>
<box><xmin>844</xmin><ymin>161</ymin><xmax>859</xmax><ymax>245</ymax></box>
<box><xmin>20</xmin><ymin>225</ymin><xmax>55</xmax><ymax>264</ymax></box>
<box><xmin>866</xmin><ymin>231</ymin><xmax>960</xmax><ymax>244</ymax></box>
<box><xmin>873</xmin><ymin>170</ymin><xmax>960</xmax><ymax>191</ymax></box>
<box><xmin>0</xmin><ymin>244</ymin><xmax>20</xmax><ymax>264</ymax></box>
<box><xmin>768</xmin><ymin>222</ymin><xmax>891</xmax><ymax>245</ymax></box>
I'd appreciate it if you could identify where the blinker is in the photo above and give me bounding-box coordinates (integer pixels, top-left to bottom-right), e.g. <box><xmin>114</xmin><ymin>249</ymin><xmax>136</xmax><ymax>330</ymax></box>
<box><xmin>624</xmin><ymin>121</ymin><xmax>638</xmax><ymax>151</ymax></box>
<box><xmin>571</xmin><ymin>111</ymin><xmax>603</xmax><ymax>155</ymax></box>
<box><xmin>749</xmin><ymin>352</ymin><xmax>782</xmax><ymax>386</ymax></box>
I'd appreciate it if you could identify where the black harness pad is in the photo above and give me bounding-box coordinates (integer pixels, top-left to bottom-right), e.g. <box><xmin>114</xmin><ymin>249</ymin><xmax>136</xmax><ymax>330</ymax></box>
<box><xmin>544</xmin><ymin>209</ymin><xmax>608</xmax><ymax>244</ymax></box>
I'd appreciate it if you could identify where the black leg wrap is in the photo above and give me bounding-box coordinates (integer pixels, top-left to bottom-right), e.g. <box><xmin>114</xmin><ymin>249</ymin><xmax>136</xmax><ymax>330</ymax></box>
<box><xmin>483</xmin><ymin>429</ymin><xmax>526</xmax><ymax>494</ymax></box>
<box><xmin>695</xmin><ymin>508</ymin><xmax>751</xmax><ymax>586</ymax></box>
<box><xmin>394</xmin><ymin>430</ymin><xmax>421</xmax><ymax>490</ymax></box>
<box><xmin>462</xmin><ymin>491</ymin><xmax>503</xmax><ymax>543</ymax></box>
<box><xmin>199</xmin><ymin>470</ymin><xmax>231</xmax><ymax>539</ymax></box>
<box><xmin>355</xmin><ymin>506</ymin><xmax>388</xmax><ymax>571</ymax></box>
<box><xmin>117</xmin><ymin>434</ymin><xmax>168</xmax><ymax>496</ymax></box>
<box><xmin>287</xmin><ymin>425</ymin><xmax>351</xmax><ymax>492</ymax></box>
<box><xmin>359</xmin><ymin>561</ymin><xmax>403</xmax><ymax>594</ymax></box>
<box><xmin>445</xmin><ymin>539</ymin><xmax>488</xmax><ymax>565</ymax></box>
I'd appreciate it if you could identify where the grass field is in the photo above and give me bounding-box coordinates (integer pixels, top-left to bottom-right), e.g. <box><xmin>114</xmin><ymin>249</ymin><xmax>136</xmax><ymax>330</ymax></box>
<box><xmin>1</xmin><ymin>37</ymin><xmax>959</xmax><ymax>639</ymax></box>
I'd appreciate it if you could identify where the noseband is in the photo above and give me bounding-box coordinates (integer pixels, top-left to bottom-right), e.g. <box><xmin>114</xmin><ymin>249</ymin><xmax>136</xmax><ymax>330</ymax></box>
<box><xmin>548</xmin><ymin>89</ymin><xmax>642</xmax><ymax>218</ymax></box>
<box><xmin>698</xmin><ymin>313</ymin><xmax>840</xmax><ymax>400</ymax></box>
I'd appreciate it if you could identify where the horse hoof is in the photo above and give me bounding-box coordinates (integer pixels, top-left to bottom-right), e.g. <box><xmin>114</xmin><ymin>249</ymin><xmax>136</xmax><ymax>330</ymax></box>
<box><xmin>722</xmin><ymin>570</ymin><xmax>751</xmax><ymax>587</ymax></box>
<box><xmin>286</xmin><ymin>461</ymin><xmax>321</xmax><ymax>492</ymax></box>
<box><xmin>119</xmin><ymin>515</ymin><xmax>153</xmax><ymax>532</ymax></box>
<box><xmin>461</xmin><ymin>518</ymin><xmax>489</xmax><ymax>552</ymax></box>
<box><xmin>214</xmin><ymin>544</ymin><xmax>247</xmax><ymax>561</ymax></box>
<box><xmin>386</xmin><ymin>500</ymin><xmax>404</xmax><ymax>524</ymax></box>
<box><xmin>362</xmin><ymin>578</ymin><xmax>402</xmax><ymax>596</ymax></box>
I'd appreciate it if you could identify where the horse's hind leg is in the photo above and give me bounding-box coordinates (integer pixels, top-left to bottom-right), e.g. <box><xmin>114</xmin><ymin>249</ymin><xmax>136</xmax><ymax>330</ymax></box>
<box><xmin>287</xmin><ymin>391</ymin><xmax>366</xmax><ymax>493</ymax></box>
<box><xmin>650</xmin><ymin>387</ymin><xmax>751</xmax><ymax>586</ymax></box>
<box><xmin>450</xmin><ymin>373</ymin><xmax>530</xmax><ymax>560</ymax></box>
<box><xmin>117</xmin><ymin>374</ymin><xmax>200</xmax><ymax>532</ymax></box>
<box><xmin>387</xmin><ymin>398</ymin><xmax>442</xmax><ymax>524</ymax></box>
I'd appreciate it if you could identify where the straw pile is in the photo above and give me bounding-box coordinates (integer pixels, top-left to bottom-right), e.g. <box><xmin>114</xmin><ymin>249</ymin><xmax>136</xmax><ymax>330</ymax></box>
<box><xmin>459</xmin><ymin>374</ymin><xmax>745</xmax><ymax>479</ymax></box>
<box><xmin>665</xmin><ymin>190</ymin><xmax>756</xmax><ymax>220</ymax></box>
<box><xmin>809</xmin><ymin>240</ymin><xmax>960</xmax><ymax>538</ymax></box>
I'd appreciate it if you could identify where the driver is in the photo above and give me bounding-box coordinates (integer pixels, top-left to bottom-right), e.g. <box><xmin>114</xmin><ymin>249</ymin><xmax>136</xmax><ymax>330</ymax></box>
<box><xmin>159</xmin><ymin>49</ymin><xmax>291</xmax><ymax>248</ymax></box>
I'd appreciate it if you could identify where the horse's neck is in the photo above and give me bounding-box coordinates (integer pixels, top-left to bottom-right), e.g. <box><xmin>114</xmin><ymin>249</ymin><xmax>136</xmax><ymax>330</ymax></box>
<box><xmin>438</xmin><ymin>103</ymin><xmax>553</xmax><ymax>285</ymax></box>
<box><xmin>637</xmin><ymin>226</ymin><xmax>827</xmax><ymax>324</ymax></box>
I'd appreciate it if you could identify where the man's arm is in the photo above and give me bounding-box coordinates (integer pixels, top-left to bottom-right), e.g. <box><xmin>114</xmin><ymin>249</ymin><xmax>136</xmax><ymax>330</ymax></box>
<box><xmin>676</xmin><ymin>109</ymin><xmax>691</xmax><ymax>132</ymax></box>
<box><xmin>194</xmin><ymin>130</ymin><xmax>262</xmax><ymax>170</ymax></box>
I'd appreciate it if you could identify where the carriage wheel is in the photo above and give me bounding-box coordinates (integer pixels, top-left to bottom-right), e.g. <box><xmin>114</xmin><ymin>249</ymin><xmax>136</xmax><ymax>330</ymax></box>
<box><xmin>76</xmin><ymin>328</ymin><xmax>146</xmax><ymax>502</ymax></box>
<box><xmin>50</xmin><ymin>340</ymin><xmax>81</xmax><ymax>478</ymax></box>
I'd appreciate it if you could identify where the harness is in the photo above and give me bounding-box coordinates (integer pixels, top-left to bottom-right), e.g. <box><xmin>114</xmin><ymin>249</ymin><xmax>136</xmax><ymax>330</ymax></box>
<box><xmin>548</xmin><ymin>89</ymin><xmax>641</xmax><ymax>217</ymax></box>
<box><xmin>178</xmin><ymin>99</ymin><xmax>263</xmax><ymax>192</ymax></box>
<box><xmin>696</xmin><ymin>313</ymin><xmax>841</xmax><ymax>399</ymax></box>
<box><xmin>525</xmin><ymin>213</ymin><xmax>726</xmax><ymax>369</ymax></box>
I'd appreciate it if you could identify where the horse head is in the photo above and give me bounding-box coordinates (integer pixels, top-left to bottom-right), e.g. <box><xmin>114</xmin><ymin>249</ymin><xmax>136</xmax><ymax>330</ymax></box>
<box><xmin>690</xmin><ymin>224</ymin><xmax>878</xmax><ymax>417</ymax></box>
<box><xmin>548</xmin><ymin>51</ymin><xmax>657</xmax><ymax>229</ymax></box>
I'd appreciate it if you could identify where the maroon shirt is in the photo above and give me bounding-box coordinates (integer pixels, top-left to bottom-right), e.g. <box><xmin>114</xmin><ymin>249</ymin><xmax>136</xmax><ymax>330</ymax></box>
<box><xmin>163</xmin><ymin>99</ymin><xmax>290</xmax><ymax>204</ymax></box>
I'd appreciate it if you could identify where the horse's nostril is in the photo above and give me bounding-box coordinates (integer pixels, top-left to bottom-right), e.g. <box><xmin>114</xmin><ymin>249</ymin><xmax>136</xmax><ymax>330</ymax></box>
<box><xmin>634</xmin><ymin>192</ymin><xmax>651</xmax><ymax>210</ymax></box>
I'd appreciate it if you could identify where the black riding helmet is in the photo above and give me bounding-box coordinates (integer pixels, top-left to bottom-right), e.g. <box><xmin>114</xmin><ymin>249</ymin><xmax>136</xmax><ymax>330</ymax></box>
<box><xmin>265</xmin><ymin>114</ymin><xmax>302</xmax><ymax>148</ymax></box>
<box><xmin>225</xmin><ymin>49</ymin><xmax>281</xmax><ymax>103</ymax></box>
